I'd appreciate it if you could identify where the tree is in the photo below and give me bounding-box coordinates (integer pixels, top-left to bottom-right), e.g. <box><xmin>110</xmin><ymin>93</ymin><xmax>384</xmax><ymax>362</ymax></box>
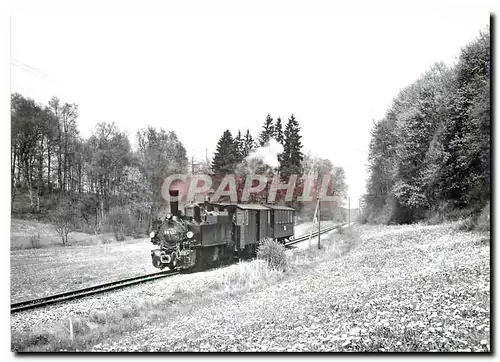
<box><xmin>117</xmin><ymin>165</ymin><xmax>152</xmax><ymax>232</ymax></box>
<box><xmin>46</xmin><ymin>97</ymin><xmax>80</xmax><ymax>193</ymax></box>
<box><xmin>106</xmin><ymin>206</ymin><xmax>134</xmax><ymax>241</ymax></box>
<box><xmin>52</xmin><ymin>195</ymin><xmax>79</xmax><ymax>245</ymax></box>
<box><xmin>364</xmin><ymin>114</ymin><xmax>398</xmax><ymax>222</ymax></box>
<box><xmin>11</xmin><ymin>93</ymin><xmax>51</xmax><ymax>210</ymax></box>
<box><xmin>86</xmin><ymin>122</ymin><xmax>132</xmax><ymax>230</ymax></box>
<box><xmin>280</xmin><ymin>114</ymin><xmax>304</xmax><ymax>176</ymax></box>
<box><xmin>363</xmin><ymin>28</ymin><xmax>490</xmax><ymax>224</ymax></box>
<box><xmin>137</xmin><ymin>126</ymin><xmax>188</xmax><ymax>223</ymax></box>
<box><xmin>60</xmin><ymin>102</ymin><xmax>79</xmax><ymax>192</ymax></box>
<box><xmin>274</xmin><ymin>117</ymin><xmax>284</xmax><ymax>145</ymax></box>
<box><xmin>258</xmin><ymin>114</ymin><xmax>275</xmax><ymax>146</ymax></box>
<box><xmin>243</xmin><ymin>129</ymin><xmax>255</xmax><ymax>157</ymax></box>
<box><xmin>438</xmin><ymin>28</ymin><xmax>490</xmax><ymax>209</ymax></box>
<box><xmin>234</xmin><ymin>130</ymin><xmax>245</xmax><ymax>164</ymax></box>
<box><xmin>211</xmin><ymin>130</ymin><xmax>237</xmax><ymax>174</ymax></box>
<box><xmin>390</xmin><ymin>63</ymin><xmax>452</xmax><ymax>221</ymax></box>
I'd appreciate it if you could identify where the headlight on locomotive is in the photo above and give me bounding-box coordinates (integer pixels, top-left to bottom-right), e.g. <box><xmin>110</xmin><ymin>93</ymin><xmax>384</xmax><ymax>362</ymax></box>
<box><xmin>186</xmin><ymin>231</ymin><xmax>194</xmax><ymax>239</ymax></box>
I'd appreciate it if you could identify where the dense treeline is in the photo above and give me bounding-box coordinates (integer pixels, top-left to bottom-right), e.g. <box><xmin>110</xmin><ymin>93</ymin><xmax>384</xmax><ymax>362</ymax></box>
<box><xmin>363</xmin><ymin>28</ymin><xmax>490</xmax><ymax>225</ymax></box>
<box><xmin>12</xmin><ymin>98</ymin><xmax>348</xmax><ymax>242</ymax></box>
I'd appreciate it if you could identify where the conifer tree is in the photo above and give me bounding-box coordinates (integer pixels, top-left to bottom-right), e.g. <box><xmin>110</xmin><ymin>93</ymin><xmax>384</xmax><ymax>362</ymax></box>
<box><xmin>243</xmin><ymin>129</ymin><xmax>255</xmax><ymax>157</ymax></box>
<box><xmin>274</xmin><ymin>117</ymin><xmax>284</xmax><ymax>145</ymax></box>
<box><xmin>234</xmin><ymin>130</ymin><xmax>245</xmax><ymax>164</ymax></box>
<box><xmin>280</xmin><ymin>114</ymin><xmax>303</xmax><ymax>176</ymax></box>
<box><xmin>211</xmin><ymin>130</ymin><xmax>237</xmax><ymax>174</ymax></box>
<box><xmin>258</xmin><ymin>114</ymin><xmax>275</xmax><ymax>146</ymax></box>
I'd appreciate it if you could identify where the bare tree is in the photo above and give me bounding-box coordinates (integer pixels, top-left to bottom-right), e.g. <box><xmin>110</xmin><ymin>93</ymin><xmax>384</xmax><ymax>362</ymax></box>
<box><xmin>53</xmin><ymin>196</ymin><xmax>78</xmax><ymax>245</ymax></box>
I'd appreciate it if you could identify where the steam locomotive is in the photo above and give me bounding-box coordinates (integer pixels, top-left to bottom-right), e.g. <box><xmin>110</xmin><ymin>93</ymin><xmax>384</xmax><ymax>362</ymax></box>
<box><xmin>149</xmin><ymin>192</ymin><xmax>295</xmax><ymax>272</ymax></box>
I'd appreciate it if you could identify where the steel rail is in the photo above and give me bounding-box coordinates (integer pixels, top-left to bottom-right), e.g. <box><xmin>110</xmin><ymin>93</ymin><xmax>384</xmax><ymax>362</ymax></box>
<box><xmin>11</xmin><ymin>270</ymin><xmax>178</xmax><ymax>314</ymax></box>
<box><xmin>285</xmin><ymin>223</ymin><xmax>346</xmax><ymax>246</ymax></box>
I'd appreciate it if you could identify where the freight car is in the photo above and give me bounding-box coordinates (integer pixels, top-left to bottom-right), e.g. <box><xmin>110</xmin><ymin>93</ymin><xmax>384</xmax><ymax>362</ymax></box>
<box><xmin>149</xmin><ymin>198</ymin><xmax>295</xmax><ymax>272</ymax></box>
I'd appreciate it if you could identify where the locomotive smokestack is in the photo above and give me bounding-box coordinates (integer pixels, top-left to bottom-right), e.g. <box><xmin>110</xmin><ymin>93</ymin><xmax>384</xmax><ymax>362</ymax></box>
<box><xmin>169</xmin><ymin>189</ymin><xmax>180</xmax><ymax>216</ymax></box>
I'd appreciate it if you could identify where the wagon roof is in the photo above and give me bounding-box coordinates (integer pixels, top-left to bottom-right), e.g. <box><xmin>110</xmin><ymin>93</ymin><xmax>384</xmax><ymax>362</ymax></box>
<box><xmin>210</xmin><ymin>202</ymin><xmax>233</xmax><ymax>207</ymax></box>
<box><xmin>234</xmin><ymin>204</ymin><xmax>270</xmax><ymax>211</ymax></box>
<box><xmin>265</xmin><ymin>204</ymin><xmax>295</xmax><ymax>211</ymax></box>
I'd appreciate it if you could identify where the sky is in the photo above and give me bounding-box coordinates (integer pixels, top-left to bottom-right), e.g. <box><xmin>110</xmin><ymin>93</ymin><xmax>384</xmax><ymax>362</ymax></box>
<box><xmin>9</xmin><ymin>1</ymin><xmax>491</xmax><ymax>206</ymax></box>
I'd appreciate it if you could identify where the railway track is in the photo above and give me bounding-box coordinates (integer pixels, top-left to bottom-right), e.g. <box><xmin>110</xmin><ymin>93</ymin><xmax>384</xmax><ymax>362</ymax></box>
<box><xmin>285</xmin><ymin>222</ymin><xmax>346</xmax><ymax>247</ymax></box>
<box><xmin>11</xmin><ymin>223</ymin><xmax>346</xmax><ymax>314</ymax></box>
<box><xmin>11</xmin><ymin>270</ymin><xmax>178</xmax><ymax>314</ymax></box>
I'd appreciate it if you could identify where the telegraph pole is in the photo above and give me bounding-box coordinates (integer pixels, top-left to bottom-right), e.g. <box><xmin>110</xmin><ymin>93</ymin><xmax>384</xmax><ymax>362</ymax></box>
<box><xmin>348</xmin><ymin>197</ymin><xmax>351</xmax><ymax>225</ymax></box>
<box><xmin>317</xmin><ymin>195</ymin><xmax>321</xmax><ymax>249</ymax></box>
<box><xmin>308</xmin><ymin>196</ymin><xmax>319</xmax><ymax>247</ymax></box>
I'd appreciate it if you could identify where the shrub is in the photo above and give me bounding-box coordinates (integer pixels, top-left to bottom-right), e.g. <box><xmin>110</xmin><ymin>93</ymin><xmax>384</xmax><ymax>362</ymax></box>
<box><xmin>29</xmin><ymin>233</ymin><xmax>41</xmax><ymax>248</ymax></box>
<box><xmin>456</xmin><ymin>217</ymin><xmax>476</xmax><ymax>232</ymax></box>
<box><xmin>426</xmin><ymin>211</ymin><xmax>445</xmax><ymax>225</ymax></box>
<box><xmin>357</xmin><ymin>213</ymin><xmax>368</xmax><ymax>224</ymax></box>
<box><xmin>89</xmin><ymin>312</ymin><xmax>108</xmax><ymax>325</ymax></box>
<box><xmin>475</xmin><ymin>202</ymin><xmax>490</xmax><ymax>232</ymax></box>
<box><xmin>257</xmin><ymin>238</ymin><xmax>287</xmax><ymax>271</ymax></box>
<box><xmin>106</xmin><ymin>207</ymin><xmax>134</xmax><ymax>241</ymax></box>
<box><xmin>337</xmin><ymin>224</ymin><xmax>345</xmax><ymax>234</ymax></box>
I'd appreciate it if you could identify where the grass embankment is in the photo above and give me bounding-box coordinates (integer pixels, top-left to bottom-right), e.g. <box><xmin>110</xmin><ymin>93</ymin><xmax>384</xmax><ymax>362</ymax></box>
<box><xmin>12</xmin><ymin>222</ymin><xmax>490</xmax><ymax>352</ymax></box>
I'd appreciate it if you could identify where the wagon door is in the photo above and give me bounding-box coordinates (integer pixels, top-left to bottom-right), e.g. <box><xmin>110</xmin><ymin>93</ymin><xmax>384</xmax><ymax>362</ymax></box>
<box><xmin>269</xmin><ymin>210</ymin><xmax>275</xmax><ymax>238</ymax></box>
<box><xmin>259</xmin><ymin>209</ymin><xmax>269</xmax><ymax>240</ymax></box>
<box><xmin>235</xmin><ymin>208</ymin><xmax>248</xmax><ymax>250</ymax></box>
<box><xmin>247</xmin><ymin>210</ymin><xmax>257</xmax><ymax>244</ymax></box>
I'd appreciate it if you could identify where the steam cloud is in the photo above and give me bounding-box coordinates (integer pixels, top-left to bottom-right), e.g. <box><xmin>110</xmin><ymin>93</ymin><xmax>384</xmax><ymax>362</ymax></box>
<box><xmin>245</xmin><ymin>138</ymin><xmax>283</xmax><ymax>170</ymax></box>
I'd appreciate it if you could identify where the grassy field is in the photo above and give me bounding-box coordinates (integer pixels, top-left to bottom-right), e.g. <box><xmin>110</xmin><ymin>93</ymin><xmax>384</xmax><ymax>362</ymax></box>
<box><xmin>10</xmin><ymin>218</ymin><xmax>135</xmax><ymax>249</ymax></box>
<box><xmin>10</xmin><ymin>239</ymin><xmax>157</xmax><ymax>302</ymax></box>
<box><xmin>12</xmin><ymin>222</ymin><xmax>490</xmax><ymax>352</ymax></box>
<box><xmin>10</xmin><ymin>218</ymin><xmax>159</xmax><ymax>302</ymax></box>
<box><xmin>10</xmin><ymin>219</ymin><xmax>320</xmax><ymax>302</ymax></box>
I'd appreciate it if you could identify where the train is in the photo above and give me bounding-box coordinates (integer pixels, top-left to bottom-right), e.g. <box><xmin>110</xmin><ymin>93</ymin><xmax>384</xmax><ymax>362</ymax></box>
<box><xmin>149</xmin><ymin>191</ymin><xmax>295</xmax><ymax>272</ymax></box>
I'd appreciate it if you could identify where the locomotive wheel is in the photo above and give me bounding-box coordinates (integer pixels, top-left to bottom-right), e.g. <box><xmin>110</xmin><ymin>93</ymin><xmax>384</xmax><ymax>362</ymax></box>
<box><xmin>168</xmin><ymin>257</ymin><xmax>178</xmax><ymax>271</ymax></box>
<box><xmin>193</xmin><ymin>249</ymin><xmax>205</xmax><ymax>272</ymax></box>
<box><xmin>152</xmin><ymin>257</ymin><xmax>166</xmax><ymax>270</ymax></box>
<box><xmin>182</xmin><ymin>249</ymin><xmax>203</xmax><ymax>273</ymax></box>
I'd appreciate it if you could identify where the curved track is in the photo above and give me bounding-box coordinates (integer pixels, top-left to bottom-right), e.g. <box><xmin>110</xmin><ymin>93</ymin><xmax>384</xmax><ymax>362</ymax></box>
<box><xmin>285</xmin><ymin>223</ymin><xmax>346</xmax><ymax>247</ymax></box>
<box><xmin>11</xmin><ymin>270</ymin><xmax>178</xmax><ymax>314</ymax></box>
<box><xmin>11</xmin><ymin>223</ymin><xmax>346</xmax><ymax>314</ymax></box>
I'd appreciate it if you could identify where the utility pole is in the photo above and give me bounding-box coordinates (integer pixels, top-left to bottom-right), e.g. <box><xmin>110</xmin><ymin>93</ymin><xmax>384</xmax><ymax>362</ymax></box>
<box><xmin>308</xmin><ymin>196</ymin><xmax>319</xmax><ymax>247</ymax></box>
<box><xmin>348</xmin><ymin>197</ymin><xmax>351</xmax><ymax>225</ymax></box>
<box><xmin>317</xmin><ymin>195</ymin><xmax>321</xmax><ymax>249</ymax></box>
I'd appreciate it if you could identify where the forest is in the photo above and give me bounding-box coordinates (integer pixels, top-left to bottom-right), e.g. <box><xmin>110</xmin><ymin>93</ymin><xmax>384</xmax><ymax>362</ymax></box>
<box><xmin>363</xmin><ymin>28</ymin><xmax>490</xmax><ymax>228</ymax></box>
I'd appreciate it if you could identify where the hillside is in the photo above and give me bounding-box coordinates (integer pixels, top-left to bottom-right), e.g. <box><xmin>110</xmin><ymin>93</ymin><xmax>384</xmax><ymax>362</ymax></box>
<box><xmin>11</xmin><ymin>222</ymin><xmax>490</xmax><ymax>352</ymax></box>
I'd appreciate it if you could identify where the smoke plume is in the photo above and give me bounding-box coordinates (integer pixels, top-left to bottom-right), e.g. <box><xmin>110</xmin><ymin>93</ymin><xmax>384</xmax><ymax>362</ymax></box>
<box><xmin>245</xmin><ymin>138</ymin><xmax>283</xmax><ymax>170</ymax></box>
